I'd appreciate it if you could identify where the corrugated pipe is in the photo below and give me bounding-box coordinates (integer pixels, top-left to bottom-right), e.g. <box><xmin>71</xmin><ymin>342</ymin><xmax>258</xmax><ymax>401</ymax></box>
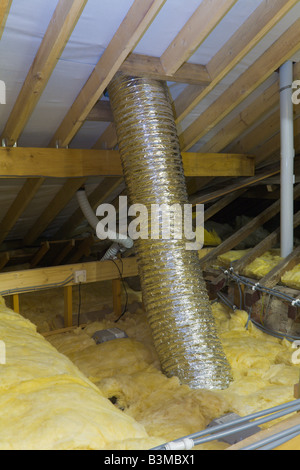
<box><xmin>76</xmin><ymin>188</ymin><xmax>133</xmax><ymax>260</ymax></box>
<box><xmin>107</xmin><ymin>73</ymin><xmax>232</xmax><ymax>390</ymax></box>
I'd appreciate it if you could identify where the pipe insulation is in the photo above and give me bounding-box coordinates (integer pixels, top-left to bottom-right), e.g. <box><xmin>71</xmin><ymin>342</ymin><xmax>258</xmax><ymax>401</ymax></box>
<box><xmin>107</xmin><ymin>73</ymin><xmax>232</xmax><ymax>390</ymax></box>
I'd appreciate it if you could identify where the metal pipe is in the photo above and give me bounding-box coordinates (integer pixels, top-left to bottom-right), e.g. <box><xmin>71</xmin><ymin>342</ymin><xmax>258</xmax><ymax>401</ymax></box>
<box><xmin>108</xmin><ymin>73</ymin><xmax>232</xmax><ymax>390</ymax></box>
<box><xmin>280</xmin><ymin>61</ymin><xmax>295</xmax><ymax>258</ymax></box>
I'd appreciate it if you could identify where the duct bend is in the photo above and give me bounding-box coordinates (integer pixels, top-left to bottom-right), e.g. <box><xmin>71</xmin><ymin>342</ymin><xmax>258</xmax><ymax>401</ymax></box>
<box><xmin>76</xmin><ymin>189</ymin><xmax>133</xmax><ymax>259</ymax></box>
<box><xmin>107</xmin><ymin>73</ymin><xmax>232</xmax><ymax>390</ymax></box>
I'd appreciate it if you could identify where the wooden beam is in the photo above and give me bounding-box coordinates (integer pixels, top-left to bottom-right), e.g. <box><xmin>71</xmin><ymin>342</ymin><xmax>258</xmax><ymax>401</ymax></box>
<box><xmin>30</xmin><ymin>241</ymin><xmax>50</xmax><ymax>268</ymax></box>
<box><xmin>190</xmin><ymin>162</ymin><xmax>281</xmax><ymax>205</ymax></box>
<box><xmin>0</xmin><ymin>252</ymin><xmax>10</xmax><ymax>271</ymax></box>
<box><xmin>160</xmin><ymin>0</ymin><xmax>237</xmax><ymax>75</ymax></box>
<box><xmin>119</xmin><ymin>53</ymin><xmax>211</xmax><ymax>86</ymax></box>
<box><xmin>0</xmin><ymin>0</ymin><xmax>12</xmax><ymax>40</ymax></box>
<box><xmin>0</xmin><ymin>257</ymin><xmax>139</xmax><ymax>295</ymax></box>
<box><xmin>173</xmin><ymin>0</ymin><xmax>299</xmax><ymax>125</ymax></box>
<box><xmin>12</xmin><ymin>294</ymin><xmax>19</xmax><ymax>314</ymax></box>
<box><xmin>198</xmin><ymin>80</ymin><xmax>279</xmax><ymax>154</ymax></box>
<box><xmin>23</xmin><ymin>178</ymin><xmax>86</xmax><ymax>246</ymax></box>
<box><xmin>86</xmin><ymin>100</ymin><xmax>114</xmax><ymax>122</ymax></box>
<box><xmin>64</xmin><ymin>285</ymin><xmax>73</xmax><ymax>327</ymax></box>
<box><xmin>0</xmin><ymin>147</ymin><xmax>255</xmax><ymax>178</ymax></box>
<box><xmin>199</xmin><ymin>184</ymin><xmax>300</xmax><ymax>267</ymax></box>
<box><xmin>260</xmin><ymin>245</ymin><xmax>300</xmax><ymax>289</ymax></box>
<box><xmin>1</xmin><ymin>0</ymin><xmax>88</xmax><ymax>146</ymax></box>
<box><xmin>204</xmin><ymin>189</ymin><xmax>247</xmax><ymax>222</ymax></box>
<box><xmin>180</xmin><ymin>16</ymin><xmax>300</xmax><ymax>150</ymax></box>
<box><xmin>0</xmin><ymin>178</ymin><xmax>45</xmax><ymax>245</ymax></box>
<box><xmin>49</xmin><ymin>0</ymin><xmax>166</xmax><ymax>148</ymax></box>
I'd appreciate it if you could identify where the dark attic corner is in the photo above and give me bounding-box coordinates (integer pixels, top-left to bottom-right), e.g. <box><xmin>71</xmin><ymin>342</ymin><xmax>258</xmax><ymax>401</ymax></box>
<box><xmin>0</xmin><ymin>0</ymin><xmax>300</xmax><ymax>452</ymax></box>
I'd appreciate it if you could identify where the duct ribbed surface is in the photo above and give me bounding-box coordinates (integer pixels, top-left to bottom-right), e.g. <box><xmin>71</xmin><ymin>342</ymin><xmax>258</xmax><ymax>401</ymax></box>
<box><xmin>108</xmin><ymin>73</ymin><xmax>232</xmax><ymax>390</ymax></box>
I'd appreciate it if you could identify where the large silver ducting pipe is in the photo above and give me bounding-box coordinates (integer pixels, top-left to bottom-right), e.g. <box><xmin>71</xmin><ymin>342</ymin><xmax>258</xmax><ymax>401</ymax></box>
<box><xmin>108</xmin><ymin>73</ymin><xmax>232</xmax><ymax>390</ymax></box>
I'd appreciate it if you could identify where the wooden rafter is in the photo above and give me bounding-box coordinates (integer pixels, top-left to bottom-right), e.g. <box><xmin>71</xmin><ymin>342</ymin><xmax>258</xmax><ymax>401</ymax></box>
<box><xmin>180</xmin><ymin>16</ymin><xmax>300</xmax><ymax>151</ymax></box>
<box><xmin>119</xmin><ymin>53</ymin><xmax>211</xmax><ymax>86</ymax></box>
<box><xmin>160</xmin><ymin>0</ymin><xmax>237</xmax><ymax>76</ymax></box>
<box><xmin>173</xmin><ymin>0</ymin><xmax>299</xmax><ymax>125</ymax></box>
<box><xmin>0</xmin><ymin>147</ymin><xmax>255</xmax><ymax>178</ymax></box>
<box><xmin>49</xmin><ymin>0</ymin><xmax>166</xmax><ymax>148</ymax></box>
<box><xmin>1</xmin><ymin>0</ymin><xmax>88</xmax><ymax>147</ymax></box>
<box><xmin>0</xmin><ymin>0</ymin><xmax>12</xmax><ymax>40</ymax></box>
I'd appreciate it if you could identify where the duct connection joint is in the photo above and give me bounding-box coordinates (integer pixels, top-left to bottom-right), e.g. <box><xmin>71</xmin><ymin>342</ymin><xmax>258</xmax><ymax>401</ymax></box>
<box><xmin>164</xmin><ymin>438</ymin><xmax>194</xmax><ymax>451</ymax></box>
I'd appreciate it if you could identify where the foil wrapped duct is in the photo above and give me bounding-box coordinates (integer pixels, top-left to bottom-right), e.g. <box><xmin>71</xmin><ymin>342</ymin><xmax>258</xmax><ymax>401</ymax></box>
<box><xmin>107</xmin><ymin>73</ymin><xmax>232</xmax><ymax>390</ymax></box>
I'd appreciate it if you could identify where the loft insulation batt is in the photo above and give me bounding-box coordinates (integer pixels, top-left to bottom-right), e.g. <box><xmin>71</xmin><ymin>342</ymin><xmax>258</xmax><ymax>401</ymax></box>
<box><xmin>0</xmin><ymin>296</ymin><xmax>163</xmax><ymax>450</ymax></box>
<box><xmin>46</xmin><ymin>304</ymin><xmax>300</xmax><ymax>450</ymax></box>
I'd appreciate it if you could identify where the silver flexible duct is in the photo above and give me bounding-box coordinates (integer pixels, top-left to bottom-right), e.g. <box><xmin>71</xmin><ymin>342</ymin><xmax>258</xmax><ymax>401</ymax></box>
<box><xmin>107</xmin><ymin>73</ymin><xmax>232</xmax><ymax>390</ymax></box>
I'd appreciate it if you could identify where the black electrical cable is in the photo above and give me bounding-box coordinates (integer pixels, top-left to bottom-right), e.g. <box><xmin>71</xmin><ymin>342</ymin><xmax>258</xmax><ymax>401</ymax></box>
<box><xmin>108</xmin><ymin>258</ymin><xmax>129</xmax><ymax>323</ymax></box>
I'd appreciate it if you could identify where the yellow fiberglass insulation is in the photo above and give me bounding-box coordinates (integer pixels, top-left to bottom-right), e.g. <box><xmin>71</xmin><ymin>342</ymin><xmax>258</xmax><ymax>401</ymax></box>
<box><xmin>218</xmin><ymin>250</ymin><xmax>283</xmax><ymax>278</ymax></box>
<box><xmin>0</xmin><ymin>296</ymin><xmax>163</xmax><ymax>450</ymax></box>
<box><xmin>281</xmin><ymin>263</ymin><xmax>300</xmax><ymax>289</ymax></box>
<box><xmin>46</xmin><ymin>303</ymin><xmax>300</xmax><ymax>450</ymax></box>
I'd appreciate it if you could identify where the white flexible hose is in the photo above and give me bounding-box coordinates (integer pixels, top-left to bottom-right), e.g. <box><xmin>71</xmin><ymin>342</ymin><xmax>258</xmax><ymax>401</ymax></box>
<box><xmin>76</xmin><ymin>189</ymin><xmax>133</xmax><ymax>250</ymax></box>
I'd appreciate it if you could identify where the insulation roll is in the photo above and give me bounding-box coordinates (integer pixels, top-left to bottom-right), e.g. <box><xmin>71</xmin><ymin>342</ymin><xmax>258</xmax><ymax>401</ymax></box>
<box><xmin>107</xmin><ymin>73</ymin><xmax>232</xmax><ymax>390</ymax></box>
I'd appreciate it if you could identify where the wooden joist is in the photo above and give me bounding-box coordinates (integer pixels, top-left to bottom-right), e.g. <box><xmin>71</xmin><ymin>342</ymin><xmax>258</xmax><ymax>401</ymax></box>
<box><xmin>260</xmin><ymin>245</ymin><xmax>300</xmax><ymax>289</ymax></box>
<box><xmin>0</xmin><ymin>0</ymin><xmax>12</xmax><ymax>40</ymax></box>
<box><xmin>0</xmin><ymin>257</ymin><xmax>139</xmax><ymax>296</ymax></box>
<box><xmin>0</xmin><ymin>147</ymin><xmax>255</xmax><ymax>178</ymax></box>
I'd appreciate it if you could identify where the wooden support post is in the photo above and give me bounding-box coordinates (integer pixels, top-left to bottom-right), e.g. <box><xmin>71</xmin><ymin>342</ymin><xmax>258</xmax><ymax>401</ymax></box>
<box><xmin>64</xmin><ymin>285</ymin><xmax>73</xmax><ymax>328</ymax></box>
<box><xmin>12</xmin><ymin>294</ymin><xmax>19</xmax><ymax>314</ymax></box>
<box><xmin>52</xmin><ymin>240</ymin><xmax>75</xmax><ymax>266</ymax></box>
<box><xmin>0</xmin><ymin>252</ymin><xmax>10</xmax><ymax>271</ymax></box>
<box><xmin>112</xmin><ymin>278</ymin><xmax>122</xmax><ymax>318</ymax></box>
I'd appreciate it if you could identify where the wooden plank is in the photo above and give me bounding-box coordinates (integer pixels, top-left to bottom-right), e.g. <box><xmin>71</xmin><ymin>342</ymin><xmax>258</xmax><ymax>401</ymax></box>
<box><xmin>160</xmin><ymin>0</ymin><xmax>237</xmax><ymax>75</ymax></box>
<box><xmin>190</xmin><ymin>162</ymin><xmax>281</xmax><ymax>206</ymax></box>
<box><xmin>0</xmin><ymin>147</ymin><xmax>255</xmax><ymax>178</ymax></box>
<box><xmin>64</xmin><ymin>285</ymin><xmax>73</xmax><ymax>328</ymax></box>
<box><xmin>112</xmin><ymin>278</ymin><xmax>122</xmax><ymax>317</ymax></box>
<box><xmin>199</xmin><ymin>184</ymin><xmax>300</xmax><ymax>267</ymax></box>
<box><xmin>260</xmin><ymin>245</ymin><xmax>300</xmax><ymax>289</ymax></box>
<box><xmin>173</xmin><ymin>0</ymin><xmax>299</xmax><ymax>124</ymax></box>
<box><xmin>49</xmin><ymin>0</ymin><xmax>166</xmax><ymax>148</ymax></box>
<box><xmin>86</xmin><ymin>100</ymin><xmax>114</xmax><ymax>122</ymax></box>
<box><xmin>0</xmin><ymin>178</ymin><xmax>45</xmax><ymax>245</ymax></box>
<box><xmin>30</xmin><ymin>241</ymin><xmax>50</xmax><ymax>268</ymax></box>
<box><xmin>0</xmin><ymin>0</ymin><xmax>12</xmax><ymax>40</ymax></box>
<box><xmin>180</xmin><ymin>16</ymin><xmax>300</xmax><ymax>150</ymax></box>
<box><xmin>119</xmin><ymin>53</ymin><xmax>211</xmax><ymax>86</ymax></box>
<box><xmin>23</xmin><ymin>178</ymin><xmax>86</xmax><ymax>246</ymax></box>
<box><xmin>0</xmin><ymin>257</ymin><xmax>139</xmax><ymax>295</ymax></box>
<box><xmin>1</xmin><ymin>0</ymin><xmax>88</xmax><ymax>147</ymax></box>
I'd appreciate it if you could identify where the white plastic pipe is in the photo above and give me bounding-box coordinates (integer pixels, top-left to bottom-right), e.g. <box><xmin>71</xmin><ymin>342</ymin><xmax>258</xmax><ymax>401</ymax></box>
<box><xmin>280</xmin><ymin>61</ymin><xmax>295</xmax><ymax>258</ymax></box>
<box><xmin>76</xmin><ymin>189</ymin><xmax>133</xmax><ymax>250</ymax></box>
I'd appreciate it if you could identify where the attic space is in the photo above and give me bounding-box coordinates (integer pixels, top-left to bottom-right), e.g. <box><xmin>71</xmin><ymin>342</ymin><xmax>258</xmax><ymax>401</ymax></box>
<box><xmin>0</xmin><ymin>0</ymin><xmax>300</xmax><ymax>451</ymax></box>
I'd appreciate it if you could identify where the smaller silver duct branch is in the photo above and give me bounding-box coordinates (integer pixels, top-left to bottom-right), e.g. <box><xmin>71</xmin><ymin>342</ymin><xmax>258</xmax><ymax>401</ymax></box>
<box><xmin>108</xmin><ymin>73</ymin><xmax>232</xmax><ymax>390</ymax></box>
